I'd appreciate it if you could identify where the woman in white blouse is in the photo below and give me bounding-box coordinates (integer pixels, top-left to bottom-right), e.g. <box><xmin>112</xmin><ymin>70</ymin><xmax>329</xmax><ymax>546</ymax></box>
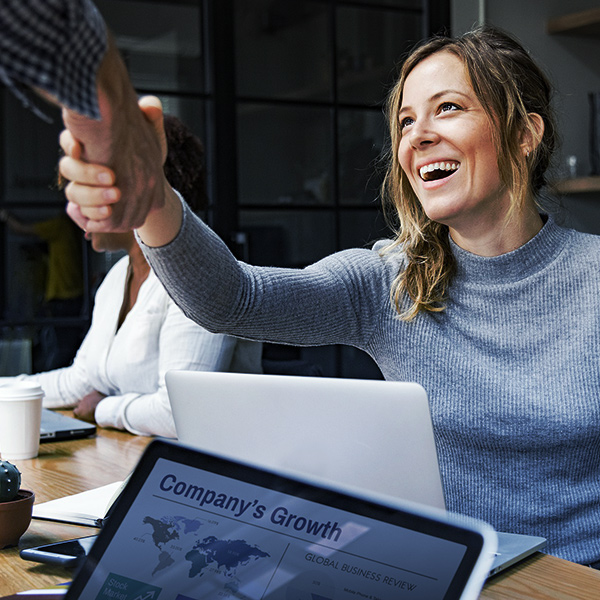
<box><xmin>20</xmin><ymin>116</ymin><xmax>262</xmax><ymax>437</ymax></box>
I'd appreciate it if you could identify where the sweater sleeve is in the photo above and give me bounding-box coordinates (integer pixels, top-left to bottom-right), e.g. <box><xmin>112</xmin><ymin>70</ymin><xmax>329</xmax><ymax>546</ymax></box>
<box><xmin>140</xmin><ymin>199</ymin><xmax>390</xmax><ymax>350</ymax></box>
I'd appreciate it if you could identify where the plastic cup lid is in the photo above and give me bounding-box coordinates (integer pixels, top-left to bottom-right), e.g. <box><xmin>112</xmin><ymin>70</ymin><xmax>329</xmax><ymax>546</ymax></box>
<box><xmin>0</xmin><ymin>381</ymin><xmax>44</xmax><ymax>399</ymax></box>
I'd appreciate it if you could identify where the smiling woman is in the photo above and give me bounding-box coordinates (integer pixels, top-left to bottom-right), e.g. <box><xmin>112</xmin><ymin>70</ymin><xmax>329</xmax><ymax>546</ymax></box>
<box><xmin>382</xmin><ymin>28</ymin><xmax>555</xmax><ymax>320</ymax></box>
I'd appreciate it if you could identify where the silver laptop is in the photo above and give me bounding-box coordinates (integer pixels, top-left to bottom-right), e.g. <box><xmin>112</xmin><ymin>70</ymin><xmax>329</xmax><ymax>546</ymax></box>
<box><xmin>165</xmin><ymin>371</ymin><xmax>546</xmax><ymax>576</ymax></box>
<box><xmin>40</xmin><ymin>407</ymin><xmax>97</xmax><ymax>441</ymax></box>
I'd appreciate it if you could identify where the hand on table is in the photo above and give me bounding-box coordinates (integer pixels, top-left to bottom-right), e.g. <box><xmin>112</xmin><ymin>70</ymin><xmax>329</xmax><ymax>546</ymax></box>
<box><xmin>73</xmin><ymin>390</ymin><xmax>106</xmax><ymax>423</ymax></box>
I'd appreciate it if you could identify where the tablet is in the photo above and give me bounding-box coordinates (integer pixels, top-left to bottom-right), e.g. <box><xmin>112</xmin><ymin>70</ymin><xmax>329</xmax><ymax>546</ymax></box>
<box><xmin>65</xmin><ymin>439</ymin><xmax>496</xmax><ymax>600</ymax></box>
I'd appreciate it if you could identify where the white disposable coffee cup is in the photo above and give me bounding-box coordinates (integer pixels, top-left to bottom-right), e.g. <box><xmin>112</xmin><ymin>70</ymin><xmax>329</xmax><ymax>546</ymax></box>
<box><xmin>0</xmin><ymin>382</ymin><xmax>44</xmax><ymax>460</ymax></box>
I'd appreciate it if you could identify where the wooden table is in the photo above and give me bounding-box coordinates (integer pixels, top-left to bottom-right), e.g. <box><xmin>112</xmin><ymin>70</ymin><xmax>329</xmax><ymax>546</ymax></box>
<box><xmin>0</xmin><ymin>423</ymin><xmax>599</xmax><ymax>598</ymax></box>
<box><xmin>0</xmin><ymin>424</ymin><xmax>152</xmax><ymax>595</ymax></box>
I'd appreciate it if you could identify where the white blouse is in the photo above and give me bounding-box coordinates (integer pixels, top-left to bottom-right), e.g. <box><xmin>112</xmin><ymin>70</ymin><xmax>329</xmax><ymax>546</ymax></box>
<box><xmin>24</xmin><ymin>257</ymin><xmax>262</xmax><ymax>437</ymax></box>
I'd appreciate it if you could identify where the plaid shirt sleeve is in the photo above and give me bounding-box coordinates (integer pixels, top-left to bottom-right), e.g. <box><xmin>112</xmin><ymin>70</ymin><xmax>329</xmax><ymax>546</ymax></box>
<box><xmin>0</xmin><ymin>0</ymin><xmax>107</xmax><ymax>120</ymax></box>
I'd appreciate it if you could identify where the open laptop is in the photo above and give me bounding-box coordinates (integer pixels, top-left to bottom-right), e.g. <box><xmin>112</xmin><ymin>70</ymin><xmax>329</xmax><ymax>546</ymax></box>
<box><xmin>165</xmin><ymin>371</ymin><xmax>546</xmax><ymax>577</ymax></box>
<box><xmin>40</xmin><ymin>408</ymin><xmax>96</xmax><ymax>442</ymax></box>
<box><xmin>65</xmin><ymin>438</ymin><xmax>497</xmax><ymax>600</ymax></box>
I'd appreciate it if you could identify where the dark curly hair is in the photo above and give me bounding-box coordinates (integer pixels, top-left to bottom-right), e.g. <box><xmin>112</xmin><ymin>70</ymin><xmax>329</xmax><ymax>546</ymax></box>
<box><xmin>163</xmin><ymin>114</ymin><xmax>208</xmax><ymax>213</ymax></box>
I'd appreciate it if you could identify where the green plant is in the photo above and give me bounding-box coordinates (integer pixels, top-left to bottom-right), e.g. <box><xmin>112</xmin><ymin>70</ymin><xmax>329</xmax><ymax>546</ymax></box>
<box><xmin>0</xmin><ymin>459</ymin><xmax>21</xmax><ymax>502</ymax></box>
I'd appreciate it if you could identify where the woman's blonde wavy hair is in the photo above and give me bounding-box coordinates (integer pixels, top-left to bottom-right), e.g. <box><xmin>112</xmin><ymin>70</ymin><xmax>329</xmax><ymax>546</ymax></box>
<box><xmin>382</xmin><ymin>26</ymin><xmax>557</xmax><ymax>320</ymax></box>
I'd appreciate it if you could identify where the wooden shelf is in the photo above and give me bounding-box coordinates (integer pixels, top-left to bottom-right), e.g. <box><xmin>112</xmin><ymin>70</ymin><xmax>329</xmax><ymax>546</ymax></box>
<box><xmin>546</xmin><ymin>8</ymin><xmax>600</xmax><ymax>36</ymax></box>
<box><xmin>551</xmin><ymin>176</ymin><xmax>600</xmax><ymax>194</ymax></box>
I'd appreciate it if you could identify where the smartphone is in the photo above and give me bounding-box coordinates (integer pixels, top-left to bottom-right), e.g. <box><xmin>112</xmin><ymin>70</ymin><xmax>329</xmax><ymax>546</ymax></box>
<box><xmin>20</xmin><ymin>535</ymin><xmax>98</xmax><ymax>568</ymax></box>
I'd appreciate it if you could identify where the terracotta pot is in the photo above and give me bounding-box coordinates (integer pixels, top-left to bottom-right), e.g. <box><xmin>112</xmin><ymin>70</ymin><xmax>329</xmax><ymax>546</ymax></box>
<box><xmin>0</xmin><ymin>489</ymin><xmax>34</xmax><ymax>549</ymax></box>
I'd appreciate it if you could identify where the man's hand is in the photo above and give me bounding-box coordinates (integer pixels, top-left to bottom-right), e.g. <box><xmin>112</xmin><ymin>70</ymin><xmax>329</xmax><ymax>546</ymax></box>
<box><xmin>60</xmin><ymin>97</ymin><xmax>184</xmax><ymax>248</ymax></box>
<box><xmin>73</xmin><ymin>390</ymin><xmax>106</xmax><ymax>423</ymax></box>
<box><xmin>61</xmin><ymin>33</ymin><xmax>165</xmax><ymax>233</ymax></box>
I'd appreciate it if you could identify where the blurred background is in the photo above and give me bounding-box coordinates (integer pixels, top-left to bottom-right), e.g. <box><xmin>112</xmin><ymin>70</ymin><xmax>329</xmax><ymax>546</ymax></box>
<box><xmin>0</xmin><ymin>0</ymin><xmax>598</xmax><ymax>378</ymax></box>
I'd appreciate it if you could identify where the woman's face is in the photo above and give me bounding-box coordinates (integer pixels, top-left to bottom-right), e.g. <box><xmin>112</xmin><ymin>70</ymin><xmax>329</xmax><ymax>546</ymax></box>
<box><xmin>397</xmin><ymin>51</ymin><xmax>509</xmax><ymax>237</ymax></box>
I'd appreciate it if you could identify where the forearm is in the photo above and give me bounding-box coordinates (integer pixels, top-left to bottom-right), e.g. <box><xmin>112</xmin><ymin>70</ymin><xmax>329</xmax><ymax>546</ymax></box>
<box><xmin>141</xmin><ymin>200</ymin><xmax>369</xmax><ymax>347</ymax></box>
<box><xmin>61</xmin><ymin>33</ymin><xmax>132</xmax><ymax>164</ymax></box>
<box><xmin>24</xmin><ymin>366</ymin><xmax>94</xmax><ymax>409</ymax></box>
<box><xmin>136</xmin><ymin>182</ymin><xmax>183</xmax><ymax>248</ymax></box>
<box><xmin>23</xmin><ymin>325</ymin><xmax>102</xmax><ymax>408</ymax></box>
<box><xmin>94</xmin><ymin>391</ymin><xmax>175</xmax><ymax>437</ymax></box>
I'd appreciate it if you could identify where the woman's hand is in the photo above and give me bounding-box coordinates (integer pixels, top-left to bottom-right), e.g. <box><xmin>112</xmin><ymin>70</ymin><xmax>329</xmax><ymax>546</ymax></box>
<box><xmin>59</xmin><ymin>132</ymin><xmax>120</xmax><ymax>225</ymax></box>
<box><xmin>73</xmin><ymin>390</ymin><xmax>107</xmax><ymax>423</ymax></box>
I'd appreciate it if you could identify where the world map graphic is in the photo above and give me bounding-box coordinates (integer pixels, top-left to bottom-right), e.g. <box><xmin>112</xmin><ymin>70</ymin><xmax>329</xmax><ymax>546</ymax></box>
<box><xmin>142</xmin><ymin>515</ymin><xmax>271</xmax><ymax>593</ymax></box>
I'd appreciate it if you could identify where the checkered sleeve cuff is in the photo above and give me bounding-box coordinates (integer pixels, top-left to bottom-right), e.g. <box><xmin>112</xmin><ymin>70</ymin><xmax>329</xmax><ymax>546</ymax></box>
<box><xmin>0</xmin><ymin>0</ymin><xmax>107</xmax><ymax>120</ymax></box>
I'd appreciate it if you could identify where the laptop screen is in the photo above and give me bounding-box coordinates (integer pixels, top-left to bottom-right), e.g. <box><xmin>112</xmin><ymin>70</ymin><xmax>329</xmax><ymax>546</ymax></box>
<box><xmin>66</xmin><ymin>440</ymin><xmax>495</xmax><ymax>600</ymax></box>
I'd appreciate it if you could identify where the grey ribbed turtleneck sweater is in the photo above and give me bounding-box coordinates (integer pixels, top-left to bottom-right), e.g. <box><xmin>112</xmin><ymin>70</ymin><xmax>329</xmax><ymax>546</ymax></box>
<box><xmin>143</xmin><ymin>201</ymin><xmax>600</xmax><ymax>565</ymax></box>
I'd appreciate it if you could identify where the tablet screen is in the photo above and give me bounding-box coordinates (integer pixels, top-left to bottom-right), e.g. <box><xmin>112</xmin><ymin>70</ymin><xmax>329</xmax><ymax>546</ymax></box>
<box><xmin>66</xmin><ymin>441</ymin><xmax>487</xmax><ymax>600</ymax></box>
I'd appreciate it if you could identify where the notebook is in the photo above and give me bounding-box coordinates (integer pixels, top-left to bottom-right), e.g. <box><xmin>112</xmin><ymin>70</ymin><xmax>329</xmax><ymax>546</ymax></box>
<box><xmin>165</xmin><ymin>371</ymin><xmax>546</xmax><ymax>576</ymax></box>
<box><xmin>40</xmin><ymin>408</ymin><xmax>96</xmax><ymax>442</ymax></box>
<box><xmin>64</xmin><ymin>438</ymin><xmax>497</xmax><ymax>600</ymax></box>
<box><xmin>32</xmin><ymin>480</ymin><xmax>124</xmax><ymax>527</ymax></box>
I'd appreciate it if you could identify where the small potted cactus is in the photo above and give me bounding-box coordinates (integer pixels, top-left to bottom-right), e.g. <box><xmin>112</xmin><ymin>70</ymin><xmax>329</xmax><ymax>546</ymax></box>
<box><xmin>0</xmin><ymin>459</ymin><xmax>35</xmax><ymax>549</ymax></box>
